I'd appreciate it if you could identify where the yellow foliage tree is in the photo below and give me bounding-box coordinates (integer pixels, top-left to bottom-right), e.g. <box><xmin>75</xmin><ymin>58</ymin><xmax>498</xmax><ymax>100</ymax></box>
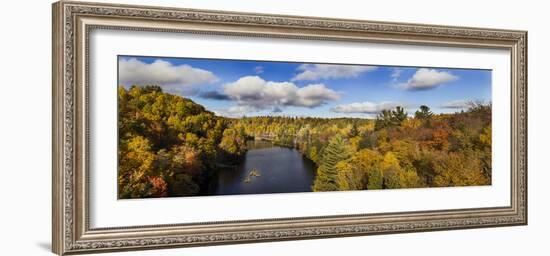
<box><xmin>433</xmin><ymin>152</ymin><xmax>490</xmax><ymax>187</ymax></box>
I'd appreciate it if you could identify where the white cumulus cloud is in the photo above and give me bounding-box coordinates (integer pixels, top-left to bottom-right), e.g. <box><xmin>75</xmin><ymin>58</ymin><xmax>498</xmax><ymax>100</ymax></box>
<box><xmin>118</xmin><ymin>58</ymin><xmax>219</xmax><ymax>95</ymax></box>
<box><xmin>221</xmin><ymin>76</ymin><xmax>340</xmax><ymax>114</ymax></box>
<box><xmin>291</xmin><ymin>64</ymin><xmax>377</xmax><ymax>81</ymax></box>
<box><xmin>391</xmin><ymin>68</ymin><xmax>402</xmax><ymax>81</ymax></box>
<box><xmin>331</xmin><ymin>101</ymin><xmax>402</xmax><ymax>114</ymax></box>
<box><xmin>227</xmin><ymin>105</ymin><xmax>260</xmax><ymax>115</ymax></box>
<box><xmin>399</xmin><ymin>68</ymin><xmax>458</xmax><ymax>90</ymax></box>
<box><xmin>440</xmin><ymin>100</ymin><xmax>472</xmax><ymax>109</ymax></box>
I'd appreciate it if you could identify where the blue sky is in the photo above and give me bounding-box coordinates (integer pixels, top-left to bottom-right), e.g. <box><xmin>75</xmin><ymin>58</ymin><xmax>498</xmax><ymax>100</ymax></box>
<box><xmin>118</xmin><ymin>55</ymin><xmax>491</xmax><ymax>118</ymax></box>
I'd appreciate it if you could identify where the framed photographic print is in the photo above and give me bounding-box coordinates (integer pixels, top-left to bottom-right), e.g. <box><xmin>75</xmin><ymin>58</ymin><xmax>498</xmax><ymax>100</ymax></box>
<box><xmin>52</xmin><ymin>1</ymin><xmax>527</xmax><ymax>255</ymax></box>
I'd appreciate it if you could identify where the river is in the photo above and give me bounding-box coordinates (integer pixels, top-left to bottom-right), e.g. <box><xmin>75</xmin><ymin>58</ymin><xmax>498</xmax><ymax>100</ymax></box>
<box><xmin>207</xmin><ymin>140</ymin><xmax>317</xmax><ymax>196</ymax></box>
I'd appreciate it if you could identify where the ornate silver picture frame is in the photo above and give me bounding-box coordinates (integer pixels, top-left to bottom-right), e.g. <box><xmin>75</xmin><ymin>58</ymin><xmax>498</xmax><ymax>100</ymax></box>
<box><xmin>52</xmin><ymin>1</ymin><xmax>527</xmax><ymax>255</ymax></box>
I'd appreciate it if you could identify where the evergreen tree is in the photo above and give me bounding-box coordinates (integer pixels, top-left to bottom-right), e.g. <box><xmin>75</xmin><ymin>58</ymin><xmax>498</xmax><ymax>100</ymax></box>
<box><xmin>312</xmin><ymin>135</ymin><xmax>351</xmax><ymax>191</ymax></box>
<box><xmin>375</xmin><ymin>110</ymin><xmax>394</xmax><ymax>130</ymax></box>
<box><xmin>414</xmin><ymin>105</ymin><xmax>433</xmax><ymax>120</ymax></box>
<box><xmin>375</xmin><ymin>106</ymin><xmax>408</xmax><ymax>130</ymax></box>
<box><xmin>391</xmin><ymin>106</ymin><xmax>408</xmax><ymax>126</ymax></box>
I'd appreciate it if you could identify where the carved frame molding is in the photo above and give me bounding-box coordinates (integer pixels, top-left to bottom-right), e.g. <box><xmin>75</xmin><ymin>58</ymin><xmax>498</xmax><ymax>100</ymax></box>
<box><xmin>52</xmin><ymin>1</ymin><xmax>527</xmax><ymax>254</ymax></box>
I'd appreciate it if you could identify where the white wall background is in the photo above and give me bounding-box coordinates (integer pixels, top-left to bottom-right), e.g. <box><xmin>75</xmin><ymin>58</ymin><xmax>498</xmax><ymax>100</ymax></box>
<box><xmin>0</xmin><ymin>0</ymin><xmax>546</xmax><ymax>255</ymax></box>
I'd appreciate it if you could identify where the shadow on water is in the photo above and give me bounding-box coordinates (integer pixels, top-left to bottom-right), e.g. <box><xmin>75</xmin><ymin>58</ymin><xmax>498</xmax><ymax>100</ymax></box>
<box><xmin>207</xmin><ymin>140</ymin><xmax>316</xmax><ymax>196</ymax></box>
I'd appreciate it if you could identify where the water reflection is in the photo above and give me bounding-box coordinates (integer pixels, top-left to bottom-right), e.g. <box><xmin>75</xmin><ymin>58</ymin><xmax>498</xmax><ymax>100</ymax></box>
<box><xmin>207</xmin><ymin>140</ymin><xmax>316</xmax><ymax>196</ymax></box>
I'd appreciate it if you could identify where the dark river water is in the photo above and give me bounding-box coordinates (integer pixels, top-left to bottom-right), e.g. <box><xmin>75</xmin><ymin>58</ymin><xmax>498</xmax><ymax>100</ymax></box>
<box><xmin>207</xmin><ymin>140</ymin><xmax>316</xmax><ymax>196</ymax></box>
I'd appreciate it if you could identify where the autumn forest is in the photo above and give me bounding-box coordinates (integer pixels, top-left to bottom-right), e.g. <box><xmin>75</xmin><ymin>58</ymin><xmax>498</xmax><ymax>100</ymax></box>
<box><xmin>118</xmin><ymin>85</ymin><xmax>491</xmax><ymax>199</ymax></box>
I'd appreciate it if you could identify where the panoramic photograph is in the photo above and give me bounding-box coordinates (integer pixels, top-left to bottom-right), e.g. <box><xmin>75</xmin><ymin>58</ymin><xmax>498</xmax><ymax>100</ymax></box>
<box><xmin>117</xmin><ymin>56</ymin><xmax>492</xmax><ymax>199</ymax></box>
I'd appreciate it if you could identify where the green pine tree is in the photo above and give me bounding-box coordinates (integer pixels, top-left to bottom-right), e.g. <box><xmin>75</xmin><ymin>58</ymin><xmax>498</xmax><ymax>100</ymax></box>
<box><xmin>391</xmin><ymin>106</ymin><xmax>408</xmax><ymax>126</ymax></box>
<box><xmin>375</xmin><ymin>106</ymin><xmax>408</xmax><ymax>130</ymax></box>
<box><xmin>312</xmin><ymin>135</ymin><xmax>351</xmax><ymax>191</ymax></box>
<box><xmin>414</xmin><ymin>105</ymin><xmax>433</xmax><ymax>119</ymax></box>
